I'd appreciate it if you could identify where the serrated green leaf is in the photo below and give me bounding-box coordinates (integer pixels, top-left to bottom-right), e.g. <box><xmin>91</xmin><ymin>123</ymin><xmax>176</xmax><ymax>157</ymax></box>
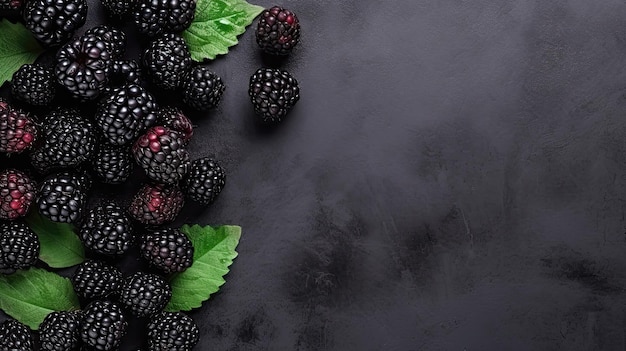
<box><xmin>182</xmin><ymin>0</ymin><xmax>264</xmax><ymax>61</ymax></box>
<box><xmin>25</xmin><ymin>211</ymin><xmax>85</xmax><ymax>268</ymax></box>
<box><xmin>0</xmin><ymin>20</ymin><xmax>44</xmax><ymax>86</ymax></box>
<box><xmin>165</xmin><ymin>225</ymin><xmax>241</xmax><ymax>311</ymax></box>
<box><xmin>0</xmin><ymin>268</ymin><xmax>80</xmax><ymax>329</ymax></box>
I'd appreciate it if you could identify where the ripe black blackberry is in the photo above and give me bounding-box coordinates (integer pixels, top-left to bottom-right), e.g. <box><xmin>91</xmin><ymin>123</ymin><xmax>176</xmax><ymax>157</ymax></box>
<box><xmin>103</xmin><ymin>60</ymin><xmax>142</xmax><ymax>96</ymax></box>
<box><xmin>37</xmin><ymin>171</ymin><xmax>89</xmax><ymax>223</ymax></box>
<box><xmin>256</xmin><ymin>6</ymin><xmax>301</xmax><ymax>55</ymax></box>
<box><xmin>84</xmin><ymin>25</ymin><xmax>127</xmax><ymax>59</ymax></box>
<box><xmin>157</xmin><ymin>106</ymin><xmax>193</xmax><ymax>144</ymax></box>
<box><xmin>55</xmin><ymin>34</ymin><xmax>113</xmax><ymax>100</ymax></box>
<box><xmin>132</xmin><ymin>126</ymin><xmax>190</xmax><ymax>184</ymax></box>
<box><xmin>80</xmin><ymin>300</ymin><xmax>128</xmax><ymax>351</ymax></box>
<box><xmin>147</xmin><ymin>312</ymin><xmax>199</xmax><ymax>351</ymax></box>
<box><xmin>90</xmin><ymin>142</ymin><xmax>134</xmax><ymax>184</ymax></box>
<box><xmin>182</xmin><ymin>66</ymin><xmax>225</xmax><ymax>111</ymax></box>
<box><xmin>39</xmin><ymin>311</ymin><xmax>83</xmax><ymax>351</ymax></box>
<box><xmin>128</xmin><ymin>183</ymin><xmax>184</xmax><ymax>226</ymax></box>
<box><xmin>143</xmin><ymin>33</ymin><xmax>192</xmax><ymax>90</ymax></box>
<box><xmin>72</xmin><ymin>259</ymin><xmax>123</xmax><ymax>301</ymax></box>
<box><xmin>95</xmin><ymin>84</ymin><xmax>158</xmax><ymax>146</ymax></box>
<box><xmin>30</xmin><ymin>109</ymin><xmax>95</xmax><ymax>173</ymax></box>
<box><xmin>140</xmin><ymin>228</ymin><xmax>194</xmax><ymax>273</ymax></box>
<box><xmin>133</xmin><ymin>0</ymin><xmax>196</xmax><ymax>37</ymax></box>
<box><xmin>0</xmin><ymin>169</ymin><xmax>36</xmax><ymax>220</ymax></box>
<box><xmin>0</xmin><ymin>319</ymin><xmax>34</xmax><ymax>350</ymax></box>
<box><xmin>100</xmin><ymin>0</ymin><xmax>136</xmax><ymax>18</ymax></box>
<box><xmin>119</xmin><ymin>272</ymin><xmax>172</xmax><ymax>318</ymax></box>
<box><xmin>0</xmin><ymin>99</ymin><xmax>38</xmax><ymax>154</ymax></box>
<box><xmin>10</xmin><ymin>64</ymin><xmax>56</xmax><ymax>106</ymax></box>
<box><xmin>79</xmin><ymin>202</ymin><xmax>134</xmax><ymax>256</ymax></box>
<box><xmin>248</xmin><ymin>68</ymin><xmax>300</xmax><ymax>123</ymax></box>
<box><xmin>0</xmin><ymin>221</ymin><xmax>40</xmax><ymax>274</ymax></box>
<box><xmin>23</xmin><ymin>0</ymin><xmax>87</xmax><ymax>47</ymax></box>
<box><xmin>182</xmin><ymin>157</ymin><xmax>225</xmax><ymax>205</ymax></box>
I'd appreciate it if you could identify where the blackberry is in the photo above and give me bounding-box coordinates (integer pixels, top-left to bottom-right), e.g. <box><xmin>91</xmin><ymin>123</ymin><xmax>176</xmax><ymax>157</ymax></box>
<box><xmin>37</xmin><ymin>171</ymin><xmax>89</xmax><ymax>223</ymax></box>
<box><xmin>23</xmin><ymin>0</ymin><xmax>87</xmax><ymax>47</ymax></box>
<box><xmin>0</xmin><ymin>169</ymin><xmax>36</xmax><ymax>220</ymax></box>
<box><xmin>103</xmin><ymin>60</ymin><xmax>142</xmax><ymax>96</ymax></box>
<box><xmin>72</xmin><ymin>259</ymin><xmax>122</xmax><ymax>301</ymax></box>
<box><xmin>132</xmin><ymin>126</ymin><xmax>190</xmax><ymax>184</ymax></box>
<box><xmin>55</xmin><ymin>34</ymin><xmax>113</xmax><ymax>100</ymax></box>
<box><xmin>128</xmin><ymin>183</ymin><xmax>184</xmax><ymax>226</ymax></box>
<box><xmin>140</xmin><ymin>228</ymin><xmax>193</xmax><ymax>274</ymax></box>
<box><xmin>39</xmin><ymin>311</ymin><xmax>83</xmax><ymax>351</ymax></box>
<box><xmin>79</xmin><ymin>202</ymin><xmax>134</xmax><ymax>256</ymax></box>
<box><xmin>90</xmin><ymin>142</ymin><xmax>134</xmax><ymax>184</ymax></box>
<box><xmin>248</xmin><ymin>68</ymin><xmax>300</xmax><ymax>123</ymax></box>
<box><xmin>119</xmin><ymin>272</ymin><xmax>172</xmax><ymax>318</ymax></box>
<box><xmin>0</xmin><ymin>0</ymin><xmax>24</xmax><ymax>11</ymax></box>
<box><xmin>30</xmin><ymin>109</ymin><xmax>95</xmax><ymax>173</ymax></box>
<box><xmin>256</xmin><ymin>6</ymin><xmax>300</xmax><ymax>55</ymax></box>
<box><xmin>147</xmin><ymin>312</ymin><xmax>199</xmax><ymax>351</ymax></box>
<box><xmin>157</xmin><ymin>107</ymin><xmax>193</xmax><ymax>144</ymax></box>
<box><xmin>163</xmin><ymin>0</ymin><xmax>196</xmax><ymax>33</ymax></box>
<box><xmin>0</xmin><ymin>99</ymin><xmax>37</xmax><ymax>154</ymax></box>
<box><xmin>10</xmin><ymin>64</ymin><xmax>56</xmax><ymax>106</ymax></box>
<box><xmin>181</xmin><ymin>66</ymin><xmax>225</xmax><ymax>111</ymax></box>
<box><xmin>0</xmin><ymin>221</ymin><xmax>39</xmax><ymax>274</ymax></box>
<box><xmin>182</xmin><ymin>158</ymin><xmax>225</xmax><ymax>205</ymax></box>
<box><xmin>100</xmin><ymin>0</ymin><xmax>136</xmax><ymax>18</ymax></box>
<box><xmin>0</xmin><ymin>319</ymin><xmax>34</xmax><ymax>351</ymax></box>
<box><xmin>95</xmin><ymin>84</ymin><xmax>158</xmax><ymax>146</ymax></box>
<box><xmin>143</xmin><ymin>33</ymin><xmax>192</xmax><ymax>90</ymax></box>
<box><xmin>80</xmin><ymin>300</ymin><xmax>128</xmax><ymax>351</ymax></box>
<box><xmin>133</xmin><ymin>0</ymin><xmax>196</xmax><ymax>37</ymax></box>
<box><xmin>84</xmin><ymin>25</ymin><xmax>127</xmax><ymax>59</ymax></box>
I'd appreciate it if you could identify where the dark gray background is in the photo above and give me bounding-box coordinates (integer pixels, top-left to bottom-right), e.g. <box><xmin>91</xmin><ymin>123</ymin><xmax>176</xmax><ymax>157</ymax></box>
<box><xmin>4</xmin><ymin>0</ymin><xmax>626</xmax><ymax>350</ymax></box>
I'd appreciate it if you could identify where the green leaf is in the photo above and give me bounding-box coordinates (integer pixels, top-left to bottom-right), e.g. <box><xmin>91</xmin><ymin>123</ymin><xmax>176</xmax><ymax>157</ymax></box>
<box><xmin>165</xmin><ymin>225</ymin><xmax>241</xmax><ymax>311</ymax></box>
<box><xmin>182</xmin><ymin>0</ymin><xmax>264</xmax><ymax>61</ymax></box>
<box><xmin>0</xmin><ymin>20</ymin><xmax>44</xmax><ymax>86</ymax></box>
<box><xmin>0</xmin><ymin>268</ymin><xmax>80</xmax><ymax>329</ymax></box>
<box><xmin>25</xmin><ymin>211</ymin><xmax>85</xmax><ymax>268</ymax></box>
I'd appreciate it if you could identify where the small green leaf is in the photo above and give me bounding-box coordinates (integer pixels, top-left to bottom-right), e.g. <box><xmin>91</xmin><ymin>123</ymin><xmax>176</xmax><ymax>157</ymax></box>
<box><xmin>25</xmin><ymin>211</ymin><xmax>85</xmax><ymax>268</ymax></box>
<box><xmin>0</xmin><ymin>268</ymin><xmax>80</xmax><ymax>329</ymax></box>
<box><xmin>0</xmin><ymin>19</ymin><xmax>44</xmax><ymax>86</ymax></box>
<box><xmin>165</xmin><ymin>225</ymin><xmax>241</xmax><ymax>311</ymax></box>
<box><xmin>182</xmin><ymin>0</ymin><xmax>264</xmax><ymax>61</ymax></box>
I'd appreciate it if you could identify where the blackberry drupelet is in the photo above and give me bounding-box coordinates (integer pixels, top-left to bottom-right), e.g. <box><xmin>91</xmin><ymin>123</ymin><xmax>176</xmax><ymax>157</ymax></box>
<box><xmin>0</xmin><ymin>169</ymin><xmax>36</xmax><ymax>220</ymax></box>
<box><xmin>119</xmin><ymin>272</ymin><xmax>172</xmax><ymax>318</ymax></box>
<box><xmin>0</xmin><ymin>99</ymin><xmax>37</xmax><ymax>154</ymax></box>
<box><xmin>79</xmin><ymin>202</ymin><xmax>134</xmax><ymax>256</ymax></box>
<box><xmin>248</xmin><ymin>68</ymin><xmax>300</xmax><ymax>123</ymax></box>
<box><xmin>140</xmin><ymin>228</ymin><xmax>194</xmax><ymax>274</ymax></box>
<box><xmin>0</xmin><ymin>221</ymin><xmax>39</xmax><ymax>274</ymax></box>
<box><xmin>84</xmin><ymin>25</ymin><xmax>127</xmax><ymax>59</ymax></box>
<box><xmin>80</xmin><ymin>300</ymin><xmax>128</xmax><ymax>351</ymax></box>
<box><xmin>157</xmin><ymin>106</ymin><xmax>193</xmax><ymax>144</ymax></box>
<box><xmin>182</xmin><ymin>157</ymin><xmax>225</xmax><ymax>205</ymax></box>
<box><xmin>23</xmin><ymin>0</ymin><xmax>87</xmax><ymax>47</ymax></box>
<box><xmin>142</xmin><ymin>33</ymin><xmax>192</xmax><ymax>90</ymax></box>
<box><xmin>132</xmin><ymin>126</ymin><xmax>190</xmax><ymax>184</ymax></box>
<box><xmin>37</xmin><ymin>171</ymin><xmax>89</xmax><ymax>223</ymax></box>
<box><xmin>256</xmin><ymin>6</ymin><xmax>301</xmax><ymax>55</ymax></box>
<box><xmin>100</xmin><ymin>0</ymin><xmax>136</xmax><ymax>18</ymax></box>
<box><xmin>72</xmin><ymin>259</ymin><xmax>123</xmax><ymax>301</ymax></box>
<box><xmin>30</xmin><ymin>109</ymin><xmax>95</xmax><ymax>173</ymax></box>
<box><xmin>39</xmin><ymin>311</ymin><xmax>83</xmax><ymax>351</ymax></box>
<box><xmin>103</xmin><ymin>60</ymin><xmax>142</xmax><ymax>95</ymax></box>
<box><xmin>90</xmin><ymin>142</ymin><xmax>134</xmax><ymax>184</ymax></box>
<box><xmin>181</xmin><ymin>66</ymin><xmax>225</xmax><ymax>111</ymax></box>
<box><xmin>10</xmin><ymin>64</ymin><xmax>56</xmax><ymax>106</ymax></box>
<box><xmin>0</xmin><ymin>319</ymin><xmax>34</xmax><ymax>351</ymax></box>
<box><xmin>55</xmin><ymin>34</ymin><xmax>113</xmax><ymax>100</ymax></box>
<box><xmin>147</xmin><ymin>312</ymin><xmax>199</xmax><ymax>351</ymax></box>
<box><xmin>95</xmin><ymin>84</ymin><xmax>158</xmax><ymax>146</ymax></box>
<box><xmin>128</xmin><ymin>183</ymin><xmax>184</xmax><ymax>226</ymax></box>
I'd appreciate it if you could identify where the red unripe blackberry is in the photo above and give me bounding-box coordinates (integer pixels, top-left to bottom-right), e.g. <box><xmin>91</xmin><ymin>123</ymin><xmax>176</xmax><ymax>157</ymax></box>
<box><xmin>0</xmin><ymin>169</ymin><xmax>36</xmax><ymax>220</ymax></box>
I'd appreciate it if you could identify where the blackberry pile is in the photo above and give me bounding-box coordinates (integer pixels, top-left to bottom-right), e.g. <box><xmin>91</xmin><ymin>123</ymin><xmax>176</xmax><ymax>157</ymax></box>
<box><xmin>0</xmin><ymin>1</ymin><xmax>304</xmax><ymax>349</ymax></box>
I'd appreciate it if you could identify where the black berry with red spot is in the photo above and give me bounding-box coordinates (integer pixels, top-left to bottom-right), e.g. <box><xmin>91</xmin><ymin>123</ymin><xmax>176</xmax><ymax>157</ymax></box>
<box><xmin>132</xmin><ymin>126</ymin><xmax>190</xmax><ymax>184</ymax></box>
<box><xmin>157</xmin><ymin>107</ymin><xmax>193</xmax><ymax>144</ymax></box>
<box><xmin>0</xmin><ymin>99</ymin><xmax>38</xmax><ymax>155</ymax></box>
<box><xmin>0</xmin><ymin>169</ymin><xmax>36</xmax><ymax>220</ymax></box>
<box><xmin>255</xmin><ymin>6</ymin><xmax>301</xmax><ymax>55</ymax></box>
<box><xmin>128</xmin><ymin>183</ymin><xmax>184</xmax><ymax>226</ymax></box>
